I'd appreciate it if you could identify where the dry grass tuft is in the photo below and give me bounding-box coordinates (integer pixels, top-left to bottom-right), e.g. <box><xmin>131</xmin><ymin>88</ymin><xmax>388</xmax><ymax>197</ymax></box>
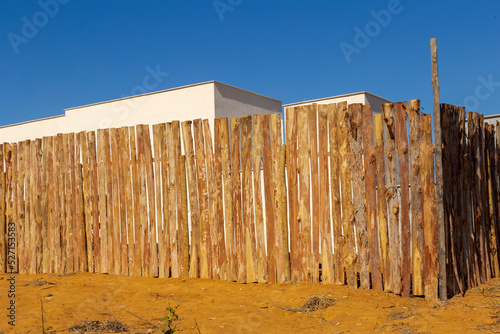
<box><xmin>283</xmin><ymin>295</ymin><xmax>337</xmax><ymax>314</ymax></box>
<box><xmin>68</xmin><ymin>319</ymin><xmax>128</xmax><ymax>333</ymax></box>
<box><xmin>387</xmin><ymin>311</ymin><xmax>421</xmax><ymax>321</ymax></box>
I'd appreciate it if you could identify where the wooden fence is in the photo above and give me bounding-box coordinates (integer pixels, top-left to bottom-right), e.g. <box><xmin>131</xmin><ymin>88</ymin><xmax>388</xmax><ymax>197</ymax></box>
<box><xmin>0</xmin><ymin>101</ymin><xmax>497</xmax><ymax>301</ymax></box>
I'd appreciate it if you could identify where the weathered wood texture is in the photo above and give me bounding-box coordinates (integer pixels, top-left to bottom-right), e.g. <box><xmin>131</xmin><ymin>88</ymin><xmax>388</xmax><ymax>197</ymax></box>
<box><xmin>348</xmin><ymin>104</ymin><xmax>369</xmax><ymax>289</ymax></box>
<box><xmin>6</xmin><ymin>101</ymin><xmax>489</xmax><ymax>302</ymax></box>
<box><xmin>362</xmin><ymin>105</ymin><xmax>382</xmax><ymax>291</ymax></box>
<box><xmin>421</xmin><ymin>114</ymin><xmax>439</xmax><ymax>302</ymax></box>
<box><xmin>338</xmin><ymin>102</ymin><xmax>356</xmax><ymax>288</ymax></box>
<box><xmin>407</xmin><ymin>100</ymin><xmax>424</xmax><ymax>296</ymax></box>
<box><xmin>383</xmin><ymin>103</ymin><xmax>401</xmax><ymax>294</ymax></box>
<box><xmin>318</xmin><ymin>105</ymin><xmax>334</xmax><ymax>284</ymax></box>
<box><xmin>395</xmin><ymin>102</ymin><xmax>411</xmax><ymax>297</ymax></box>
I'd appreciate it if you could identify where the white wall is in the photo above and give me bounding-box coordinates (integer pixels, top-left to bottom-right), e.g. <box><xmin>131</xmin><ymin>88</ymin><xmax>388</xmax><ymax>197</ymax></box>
<box><xmin>214</xmin><ymin>83</ymin><xmax>282</xmax><ymax>120</ymax></box>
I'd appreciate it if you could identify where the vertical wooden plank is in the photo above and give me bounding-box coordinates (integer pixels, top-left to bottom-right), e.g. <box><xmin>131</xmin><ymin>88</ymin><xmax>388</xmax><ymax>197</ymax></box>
<box><xmin>328</xmin><ymin>103</ymin><xmax>343</xmax><ymax>285</ymax></box>
<box><xmin>17</xmin><ymin>142</ymin><xmax>25</xmax><ymax>272</ymax></box>
<box><xmin>431</xmin><ymin>38</ymin><xmax>448</xmax><ymax>301</ymax></box>
<box><xmin>469</xmin><ymin>113</ymin><xmax>487</xmax><ymax>284</ymax></box>
<box><xmin>173</xmin><ymin>121</ymin><xmax>190</xmax><ymax>279</ymax></box>
<box><xmin>121</xmin><ymin>128</ymin><xmax>134</xmax><ymax>276</ymax></box>
<box><xmin>103</xmin><ymin>129</ymin><xmax>116</xmax><ymax>274</ymax></box>
<box><xmin>0</xmin><ymin>145</ymin><xmax>5</xmax><ymax>274</ymax></box>
<box><xmin>63</xmin><ymin>134</ymin><xmax>73</xmax><ymax>273</ymax></box>
<box><xmin>230</xmin><ymin>118</ymin><xmax>245</xmax><ymax>283</ymax></box>
<box><xmin>143</xmin><ymin>125</ymin><xmax>158</xmax><ymax>278</ymax></box>
<box><xmin>297</xmin><ymin>106</ymin><xmax>312</xmax><ymax>282</ymax></box>
<box><xmin>348</xmin><ymin>104</ymin><xmax>369</xmax><ymax>289</ymax></box>
<box><xmin>129</xmin><ymin>127</ymin><xmax>142</xmax><ymax>276</ymax></box>
<box><xmin>219</xmin><ymin>118</ymin><xmax>236</xmax><ymax>282</ymax></box>
<box><xmin>28</xmin><ymin>141</ymin><xmax>37</xmax><ymax>274</ymax></box>
<box><xmin>76</xmin><ymin>135</ymin><xmax>84</xmax><ymax>272</ymax></box>
<box><xmin>53</xmin><ymin>137</ymin><xmax>62</xmax><ymax>273</ymax></box>
<box><xmin>286</xmin><ymin>107</ymin><xmax>300</xmax><ymax>282</ymax></box>
<box><xmin>252</xmin><ymin>115</ymin><xmax>267</xmax><ymax>283</ymax></box>
<box><xmin>318</xmin><ymin>105</ymin><xmax>333</xmax><ymax>284</ymax></box>
<box><xmin>81</xmin><ymin>133</ymin><xmax>93</xmax><ymax>272</ymax></box>
<box><xmin>362</xmin><ymin>105</ymin><xmax>382</xmax><ymax>291</ymax></box>
<box><xmin>213</xmin><ymin>120</ymin><xmax>227</xmax><ymax>280</ymax></box>
<box><xmin>87</xmin><ymin>132</ymin><xmax>100</xmax><ymax>273</ymax></box>
<box><xmin>441</xmin><ymin>104</ymin><xmax>454</xmax><ymax>294</ymax></box>
<box><xmin>46</xmin><ymin>137</ymin><xmax>56</xmax><ymax>273</ymax></box>
<box><xmin>382</xmin><ymin>103</ymin><xmax>401</xmax><ymax>294</ymax></box>
<box><xmin>479</xmin><ymin>114</ymin><xmax>493</xmax><ymax>282</ymax></box>
<box><xmin>193</xmin><ymin>119</ymin><xmax>210</xmax><ymax>279</ymax></box>
<box><xmin>136</xmin><ymin>125</ymin><xmax>150</xmax><ymax>276</ymax></box>
<box><xmin>47</xmin><ymin>137</ymin><xmax>55</xmax><ymax>273</ymax></box>
<box><xmin>117</xmin><ymin>128</ymin><xmax>129</xmax><ymax>276</ymax></box>
<box><xmin>75</xmin><ymin>134</ymin><xmax>86</xmax><ymax>272</ymax></box>
<box><xmin>262</xmin><ymin>115</ymin><xmax>275</xmax><ymax>283</ymax></box>
<box><xmin>241</xmin><ymin>115</ymin><xmax>257</xmax><ymax>283</ymax></box>
<box><xmin>181</xmin><ymin>121</ymin><xmax>200</xmax><ymax>278</ymax></box>
<box><xmin>34</xmin><ymin>139</ymin><xmax>43</xmax><ymax>273</ymax></box>
<box><xmin>280</xmin><ymin>142</ymin><xmax>290</xmax><ymax>282</ymax></box>
<box><xmin>96</xmin><ymin>130</ymin><xmax>109</xmax><ymax>274</ymax></box>
<box><xmin>153</xmin><ymin>124</ymin><xmax>165</xmax><ymax>278</ymax></box>
<box><xmin>468</xmin><ymin>116</ymin><xmax>481</xmax><ymax>286</ymax></box>
<box><xmin>142</xmin><ymin>125</ymin><xmax>158</xmax><ymax>277</ymax></box>
<box><xmin>421</xmin><ymin>114</ymin><xmax>439</xmax><ymax>301</ymax></box>
<box><xmin>395</xmin><ymin>102</ymin><xmax>411</xmax><ymax>297</ymax></box>
<box><xmin>374</xmin><ymin>114</ymin><xmax>390</xmax><ymax>291</ymax></box>
<box><xmin>309</xmin><ymin>104</ymin><xmax>320</xmax><ymax>274</ymax></box>
<box><xmin>16</xmin><ymin>142</ymin><xmax>26</xmax><ymax>274</ymax></box>
<box><xmin>76</xmin><ymin>155</ymin><xmax>87</xmax><ymax>273</ymax></box>
<box><xmin>179</xmin><ymin>154</ymin><xmax>190</xmax><ymax>279</ymax></box>
<box><xmin>11</xmin><ymin>144</ymin><xmax>18</xmax><ymax>273</ymax></box>
<box><xmin>339</xmin><ymin>103</ymin><xmax>356</xmax><ymax>288</ymax></box>
<box><xmin>461</xmin><ymin>110</ymin><xmax>474</xmax><ymax>288</ymax></box>
<box><xmin>456</xmin><ymin>107</ymin><xmax>468</xmax><ymax>285</ymax></box>
<box><xmin>271</xmin><ymin>114</ymin><xmax>287</xmax><ymax>283</ymax></box>
<box><xmin>159</xmin><ymin>123</ymin><xmax>170</xmax><ymax>278</ymax></box>
<box><xmin>495</xmin><ymin>121</ymin><xmax>500</xmax><ymax>280</ymax></box>
<box><xmin>167</xmin><ymin>123</ymin><xmax>179</xmax><ymax>278</ymax></box>
<box><xmin>69</xmin><ymin>134</ymin><xmax>78</xmax><ymax>272</ymax></box>
<box><xmin>4</xmin><ymin>144</ymin><xmax>13</xmax><ymax>273</ymax></box>
<box><xmin>486</xmin><ymin>123</ymin><xmax>500</xmax><ymax>278</ymax></box>
<box><xmin>442</xmin><ymin>105</ymin><xmax>462</xmax><ymax>295</ymax></box>
<box><xmin>23</xmin><ymin>141</ymin><xmax>31</xmax><ymax>274</ymax></box>
<box><xmin>407</xmin><ymin>100</ymin><xmax>424</xmax><ymax>296</ymax></box>
<box><xmin>110</xmin><ymin>129</ymin><xmax>121</xmax><ymax>275</ymax></box>
<box><xmin>203</xmin><ymin>120</ymin><xmax>219</xmax><ymax>280</ymax></box>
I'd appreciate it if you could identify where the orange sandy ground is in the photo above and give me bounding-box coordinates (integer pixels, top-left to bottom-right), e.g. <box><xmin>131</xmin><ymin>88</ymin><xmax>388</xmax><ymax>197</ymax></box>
<box><xmin>1</xmin><ymin>273</ymin><xmax>499</xmax><ymax>334</ymax></box>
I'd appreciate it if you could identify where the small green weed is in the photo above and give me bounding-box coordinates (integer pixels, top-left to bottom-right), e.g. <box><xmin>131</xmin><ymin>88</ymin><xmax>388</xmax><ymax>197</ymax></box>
<box><xmin>160</xmin><ymin>302</ymin><xmax>200</xmax><ymax>334</ymax></box>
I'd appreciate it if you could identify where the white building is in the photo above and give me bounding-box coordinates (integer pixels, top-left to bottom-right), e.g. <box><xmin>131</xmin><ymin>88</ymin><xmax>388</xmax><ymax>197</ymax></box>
<box><xmin>283</xmin><ymin>91</ymin><xmax>392</xmax><ymax>114</ymax></box>
<box><xmin>484</xmin><ymin>113</ymin><xmax>500</xmax><ymax>126</ymax></box>
<box><xmin>0</xmin><ymin>81</ymin><xmax>282</xmax><ymax>143</ymax></box>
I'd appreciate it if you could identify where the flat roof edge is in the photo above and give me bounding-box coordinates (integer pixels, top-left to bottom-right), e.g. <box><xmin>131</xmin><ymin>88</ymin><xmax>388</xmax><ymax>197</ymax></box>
<box><xmin>283</xmin><ymin>91</ymin><xmax>392</xmax><ymax>107</ymax></box>
<box><xmin>66</xmin><ymin>80</ymin><xmax>282</xmax><ymax>111</ymax></box>
<box><xmin>65</xmin><ymin>80</ymin><xmax>217</xmax><ymax>111</ymax></box>
<box><xmin>0</xmin><ymin>114</ymin><xmax>65</xmax><ymax>130</ymax></box>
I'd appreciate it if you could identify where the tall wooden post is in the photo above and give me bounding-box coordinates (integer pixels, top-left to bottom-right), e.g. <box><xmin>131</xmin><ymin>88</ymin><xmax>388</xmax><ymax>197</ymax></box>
<box><xmin>431</xmin><ymin>38</ymin><xmax>447</xmax><ymax>301</ymax></box>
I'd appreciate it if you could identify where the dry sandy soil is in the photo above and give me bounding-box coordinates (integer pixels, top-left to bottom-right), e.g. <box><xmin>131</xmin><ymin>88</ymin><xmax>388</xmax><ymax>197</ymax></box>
<box><xmin>1</xmin><ymin>272</ymin><xmax>500</xmax><ymax>333</ymax></box>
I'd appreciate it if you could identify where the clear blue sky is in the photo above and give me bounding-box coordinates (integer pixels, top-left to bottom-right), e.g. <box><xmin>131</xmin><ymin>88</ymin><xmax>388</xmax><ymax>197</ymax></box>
<box><xmin>1</xmin><ymin>0</ymin><xmax>499</xmax><ymax>127</ymax></box>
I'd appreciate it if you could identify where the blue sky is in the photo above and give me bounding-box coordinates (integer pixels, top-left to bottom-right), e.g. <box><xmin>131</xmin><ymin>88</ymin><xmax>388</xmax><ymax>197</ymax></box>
<box><xmin>1</xmin><ymin>0</ymin><xmax>499</xmax><ymax>127</ymax></box>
